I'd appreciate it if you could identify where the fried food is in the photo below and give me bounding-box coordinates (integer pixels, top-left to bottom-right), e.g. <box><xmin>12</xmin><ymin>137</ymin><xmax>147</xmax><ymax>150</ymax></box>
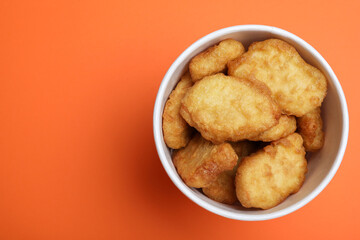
<box><xmin>180</xmin><ymin>73</ymin><xmax>281</xmax><ymax>144</ymax></box>
<box><xmin>189</xmin><ymin>39</ymin><xmax>245</xmax><ymax>82</ymax></box>
<box><xmin>230</xmin><ymin>141</ymin><xmax>258</xmax><ymax>171</ymax></box>
<box><xmin>297</xmin><ymin>108</ymin><xmax>324</xmax><ymax>151</ymax></box>
<box><xmin>202</xmin><ymin>141</ymin><xmax>257</xmax><ymax>204</ymax></box>
<box><xmin>202</xmin><ymin>171</ymin><xmax>237</xmax><ymax>204</ymax></box>
<box><xmin>228</xmin><ymin>39</ymin><xmax>327</xmax><ymax>117</ymax></box>
<box><xmin>249</xmin><ymin>115</ymin><xmax>296</xmax><ymax>142</ymax></box>
<box><xmin>230</xmin><ymin>141</ymin><xmax>258</xmax><ymax>159</ymax></box>
<box><xmin>162</xmin><ymin>72</ymin><xmax>194</xmax><ymax>149</ymax></box>
<box><xmin>173</xmin><ymin>133</ymin><xmax>238</xmax><ymax>188</ymax></box>
<box><xmin>235</xmin><ymin>133</ymin><xmax>307</xmax><ymax>209</ymax></box>
<box><xmin>165</xmin><ymin>38</ymin><xmax>327</xmax><ymax>209</ymax></box>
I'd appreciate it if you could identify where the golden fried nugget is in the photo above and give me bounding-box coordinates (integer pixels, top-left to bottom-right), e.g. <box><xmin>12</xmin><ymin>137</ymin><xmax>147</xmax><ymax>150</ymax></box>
<box><xmin>249</xmin><ymin>115</ymin><xmax>296</xmax><ymax>142</ymax></box>
<box><xmin>202</xmin><ymin>171</ymin><xmax>237</xmax><ymax>204</ymax></box>
<box><xmin>297</xmin><ymin>108</ymin><xmax>324</xmax><ymax>151</ymax></box>
<box><xmin>173</xmin><ymin>133</ymin><xmax>238</xmax><ymax>188</ymax></box>
<box><xmin>162</xmin><ymin>72</ymin><xmax>194</xmax><ymax>149</ymax></box>
<box><xmin>230</xmin><ymin>141</ymin><xmax>258</xmax><ymax>159</ymax></box>
<box><xmin>228</xmin><ymin>39</ymin><xmax>327</xmax><ymax>117</ymax></box>
<box><xmin>202</xmin><ymin>141</ymin><xmax>257</xmax><ymax>204</ymax></box>
<box><xmin>235</xmin><ymin>133</ymin><xmax>307</xmax><ymax>209</ymax></box>
<box><xmin>180</xmin><ymin>73</ymin><xmax>281</xmax><ymax>144</ymax></box>
<box><xmin>230</xmin><ymin>141</ymin><xmax>258</xmax><ymax>170</ymax></box>
<box><xmin>189</xmin><ymin>39</ymin><xmax>245</xmax><ymax>82</ymax></box>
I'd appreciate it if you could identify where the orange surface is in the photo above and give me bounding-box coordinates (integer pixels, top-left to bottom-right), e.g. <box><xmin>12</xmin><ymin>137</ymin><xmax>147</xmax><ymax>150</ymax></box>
<box><xmin>0</xmin><ymin>0</ymin><xmax>359</xmax><ymax>239</ymax></box>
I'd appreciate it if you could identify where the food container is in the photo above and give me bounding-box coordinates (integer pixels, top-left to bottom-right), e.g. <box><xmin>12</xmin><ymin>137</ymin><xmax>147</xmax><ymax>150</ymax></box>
<box><xmin>153</xmin><ymin>25</ymin><xmax>349</xmax><ymax>220</ymax></box>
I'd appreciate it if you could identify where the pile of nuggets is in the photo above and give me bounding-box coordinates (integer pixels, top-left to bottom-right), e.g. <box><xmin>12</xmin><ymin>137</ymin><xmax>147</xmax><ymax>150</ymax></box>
<box><xmin>162</xmin><ymin>38</ymin><xmax>327</xmax><ymax>209</ymax></box>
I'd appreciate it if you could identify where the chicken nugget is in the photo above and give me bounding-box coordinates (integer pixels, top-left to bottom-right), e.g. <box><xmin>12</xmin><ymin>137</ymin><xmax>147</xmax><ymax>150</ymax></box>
<box><xmin>162</xmin><ymin>72</ymin><xmax>194</xmax><ymax>149</ymax></box>
<box><xmin>230</xmin><ymin>141</ymin><xmax>259</xmax><ymax>170</ymax></box>
<box><xmin>235</xmin><ymin>133</ymin><xmax>307</xmax><ymax>209</ymax></box>
<box><xmin>202</xmin><ymin>141</ymin><xmax>257</xmax><ymax>204</ymax></box>
<box><xmin>249</xmin><ymin>115</ymin><xmax>296</xmax><ymax>142</ymax></box>
<box><xmin>202</xmin><ymin>171</ymin><xmax>237</xmax><ymax>204</ymax></box>
<box><xmin>189</xmin><ymin>39</ymin><xmax>245</xmax><ymax>82</ymax></box>
<box><xmin>180</xmin><ymin>73</ymin><xmax>281</xmax><ymax>144</ymax></box>
<box><xmin>230</xmin><ymin>141</ymin><xmax>258</xmax><ymax>159</ymax></box>
<box><xmin>297</xmin><ymin>108</ymin><xmax>324</xmax><ymax>151</ymax></box>
<box><xmin>228</xmin><ymin>39</ymin><xmax>327</xmax><ymax>117</ymax></box>
<box><xmin>173</xmin><ymin>133</ymin><xmax>238</xmax><ymax>188</ymax></box>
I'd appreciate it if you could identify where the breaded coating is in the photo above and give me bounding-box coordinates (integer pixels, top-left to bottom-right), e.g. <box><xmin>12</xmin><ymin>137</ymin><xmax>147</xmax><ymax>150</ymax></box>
<box><xmin>162</xmin><ymin>72</ymin><xmax>194</xmax><ymax>149</ymax></box>
<box><xmin>189</xmin><ymin>39</ymin><xmax>245</xmax><ymax>82</ymax></box>
<box><xmin>230</xmin><ymin>141</ymin><xmax>259</xmax><ymax>171</ymax></box>
<box><xmin>230</xmin><ymin>141</ymin><xmax>258</xmax><ymax>160</ymax></box>
<box><xmin>228</xmin><ymin>39</ymin><xmax>327</xmax><ymax>117</ymax></box>
<box><xmin>180</xmin><ymin>73</ymin><xmax>281</xmax><ymax>144</ymax></box>
<box><xmin>202</xmin><ymin>171</ymin><xmax>237</xmax><ymax>204</ymax></box>
<box><xmin>297</xmin><ymin>108</ymin><xmax>324</xmax><ymax>151</ymax></box>
<box><xmin>202</xmin><ymin>141</ymin><xmax>257</xmax><ymax>204</ymax></box>
<box><xmin>249</xmin><ymin>115</ymin><xmax>297</xmax><ymax>142</ymax></box>
<box><xmin>235</xmin><ymin>133</ymin><xmax>307</xmax><ymax>209</ymax></box>
<box><xmin>173</xmin><ymin>133</ymin><xmax>238</xmax><ymax>188</ymax></box>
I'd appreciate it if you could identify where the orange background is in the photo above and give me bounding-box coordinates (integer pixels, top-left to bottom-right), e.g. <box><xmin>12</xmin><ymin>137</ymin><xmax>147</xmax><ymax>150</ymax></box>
<box><xmin>0</xmin><ymin>0</ymin><xmax>359</xmax><ymax>239</ymax></box>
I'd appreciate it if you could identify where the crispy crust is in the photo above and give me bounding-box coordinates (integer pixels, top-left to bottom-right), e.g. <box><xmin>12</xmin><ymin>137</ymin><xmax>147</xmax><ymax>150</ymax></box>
<box><xmin>297</xmin><ymin>107</ymin><xmax>324</xmax><ymax>151</ymax></box>
<box><xmin>235</xmin><ymin>133</ymin><xmax>307</xmax><ymax>209</ymax></box>
<box><xmin>249</xmin><ymin>115</ymin><xmax>297</xmax><ymax>142</ymax></box>
<box><xmin>228</xmin><ymin>39</ymin><xmax>327</xmax><ymax>117</ymax></box>
<box><xmin>180</xmin><ymin>73</ymin><xmax>281</xmax><ymax>144</ymax></box>
<box><xmin>202</xmin><ymin>171</ymin><xmax>237</xmax><ymax>204</ymax></box>
<box><xmin>173</xmin><ymin>133</ymin><xmax>238</xmax><ymax>188</ymax></box>
<box><xmin>162</xmin><ymin>72</ymin><xmax>194</xmax><ymax>149</ymax></box>
<box><xmin>189</xmin><ymin>39</ymin><xmax>245</xmax><ymax>81</ymax></box>
<box><xmin>202</xmin><ymin>141</ymin><xmax>257</xmax><ymax>204</ymax></box>
<box><xmin>230</xmin><ymin>141</ymin><xmax>258</xmax><ymax>160</ymax></box>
